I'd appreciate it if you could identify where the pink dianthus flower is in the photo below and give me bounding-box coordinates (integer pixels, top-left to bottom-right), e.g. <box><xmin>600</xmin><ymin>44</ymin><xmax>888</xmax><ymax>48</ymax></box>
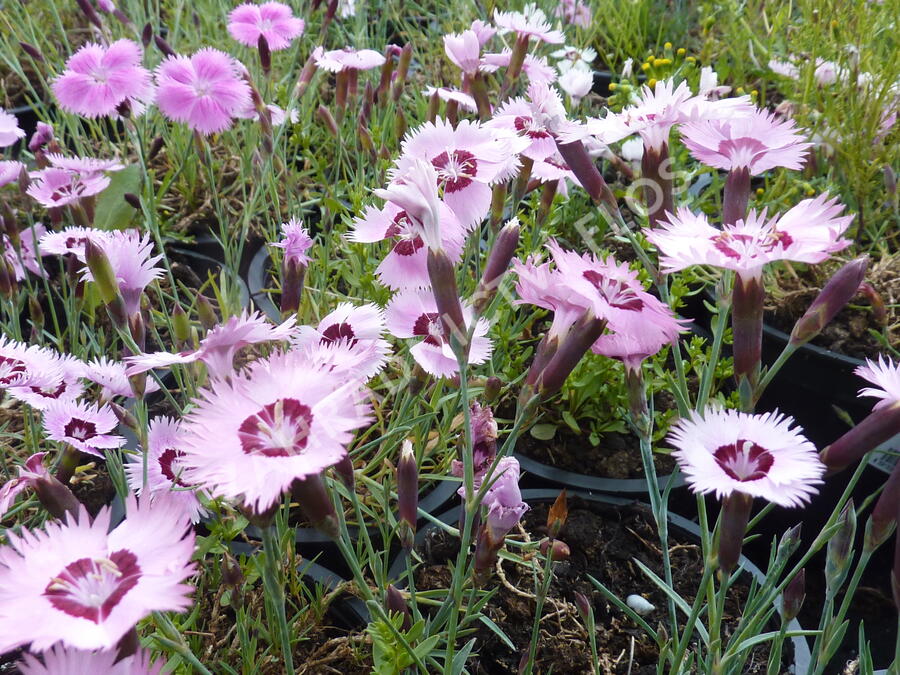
<box><xmin>155</xmin><ymin>48</ymin><xmax>252</xmax><ymax>135</ymax></box>
<box><xmin>228</xmin><ymin>2</ymin><xmax>304</xmax><ymax>50</ymax></box>
<box><xmin>52</xmin><ymin>40</ymin><xmax>154</xmax><ymax>119</ymax></box>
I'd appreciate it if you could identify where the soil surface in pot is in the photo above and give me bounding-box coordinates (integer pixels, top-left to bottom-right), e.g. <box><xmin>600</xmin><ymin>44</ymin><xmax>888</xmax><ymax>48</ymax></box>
<box><xmin>517</xmin><ymin>427</ymin><xmax>677</xmax><ymax>480</ymax></box>
<box><xmin>190</xmin><ymin>564</ymin><xmax>372</xmax><ymax>674</ymax></box>
<box><xmin>764</xmin><ymin>257</ymin><xmax>895</xmax><ymax>359</ymax></box>
<box><xmin>412</xmin><ymin>497</ymin><xmax>791</xmax><ymax>674</ymax></box>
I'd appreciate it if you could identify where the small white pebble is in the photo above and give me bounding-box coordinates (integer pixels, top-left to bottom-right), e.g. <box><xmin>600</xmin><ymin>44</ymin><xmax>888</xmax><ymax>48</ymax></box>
<box><xmin>625</xmin><ymin>594</ymin><xmax>655</xmax><ymax>615</ymax></box>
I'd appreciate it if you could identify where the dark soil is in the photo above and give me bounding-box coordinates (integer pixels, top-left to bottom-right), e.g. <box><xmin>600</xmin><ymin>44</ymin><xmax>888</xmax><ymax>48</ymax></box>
<box><xmin>69</xmin><ymin>457</ymin><xmax>116</xmax><ymax>516</ymax></box>
<box><xmin>190</xmin><ymin>547</ymin><xmax>372</xmax><ymax>675</ymax></box>
<box><xmin>517</xmin><ymin>428</ymin><xmax>677</xmax><ymax>480</ymax></box>
<box><xmin>765</xmin><ymin>257</ymin><xmax>897</xmax><ymax>360</ymax></box>
<box><xmin>413</xmin><ymin>497</ymin><xmax>792</xmax><ymax>674</ymax></box>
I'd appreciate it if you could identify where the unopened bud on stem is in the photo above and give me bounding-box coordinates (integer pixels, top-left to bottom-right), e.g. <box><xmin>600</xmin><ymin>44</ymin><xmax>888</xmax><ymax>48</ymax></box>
<box><xmin>820</xmin><ymin>402</ymin><xmax>900</xmax><ymax>473</ymax></box>
<box><xmin>825</xmin><ymin>500</ymin><xmax>856</xmax><ymax>593</ymax></box>
<box><xmin>781</xmin><ymin>569</ymin><xmax>806</xmax><ymax>621</ymax></box>
<box><xmin>717</xmin><ymin>492</ymin><xmax>753</xmax><ymax>573</ymax></box>
<box><xmin>426</xmin><ymin>248</ymin><xmax>468</xmax><ymax>353</ymax></box>
<box><xmin>291</xmin><ymin>473</ymin><xmax>339</xmax><ymax>539</ymax></box>
<box><xmin>397</xmin><ymin>440</ymin><xmax>418</xmax><ymax>549</ymax></box>
<box><xmin>790</xmin><ymin>257</ymin><xmax>868</xmax><ymax>346</ymax></box>
<box><xmin>474</xmin><ymin>219</ymin><xmax>520</xmax><ymax>314</ymax></box>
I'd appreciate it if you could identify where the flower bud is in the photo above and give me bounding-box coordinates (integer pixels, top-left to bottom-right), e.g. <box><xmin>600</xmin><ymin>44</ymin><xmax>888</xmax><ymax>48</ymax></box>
<box><xmin>573</xmin><ymin>591</ymin><xmax>591</xmax><ymax>623</ymax></box>
<box><xmin>171</xmin><ymin>303</ymin><xmax>191</xmax><ymax>348</ymax></box>
<box><xmin>280</xmin><ymin>257</ymin><xmax>306</xmax><ymax>315</ymax></box>
<box><xmin>141</xmin><ymin>23</ymin><xmax>153</xmax><ymax>48</ymax></box>
<box><xmin>538</xmin><ymin>312</ymin><xmax>607</xmax><ymax>397</ymax></box>
<box><xmin>539</xmin><ymin>537</ymin><xmax>570</xmax><ymax>561</ymax></box>
<box><xmin>859</xmin><ymin>282</ymin><xmax>887</xmax><ymax>326</ymax></box>
<box><xmin>394</xmin><ymin>107</ymin><xmax>407</xmax><ymax>142</ymax></box>
<box><xmin>317</xmin><ymin>105</ymin><xmax>338</xmax><ymax>137</ymax></box>
<box><xmin>358</xmin><ymin>82</ymin><xmax>374</xmax><ymax>127</ymax></box>
<box><xmin>781</xmin><ymin>569</ymin><xmax>805</xmax><ymax>621</ymax></box>
<box><xmin>148</xmin><ymin>136</ymin><xmax>164</xmax><ymax>161</ymax></box>
<box><xmin>257</xmin><ymin>35</ymin><xmax>271</xmax><ymax>74</ymax></box>
<box><xmin>333</xmin><ymin>454</ymin><xmax>355</xmax><ymax>489</ymax></box>
<box><xmin>28</xmin><ymin>296</ymin><xmax>44</xmax><ymax>332</ymax></box>
<box><xmin>554</xmin><ymin>137</ymin><xmax>619</xmax><ymax>212</ymax></box>
<box><xmin>294</xmin><ymin>53</ymin><xmax>318</xmax><ymax>100</ymax></box>
<box><xmin>124</xmin><ymin>193</ymin><xmax>141</xmax><ymax>211</ymax></box>
<box><xmin>426</xmin><ymin>248</ymin><xmax>467</xmax><ymax>351</ymax></box>
<box><xmin>825</xmin><ymin>500</ymin><xmax>856</xmax><ymax>592</ymax></box>
<box><xmin>32</xmin><ymin>472</ymin><xmax>81</xmax><ymax>520</ymax></box>
<box><xmin>865</xmin><ymin>466</ymin><xmax>900</xmax><ymax>553</ymax></box>
<box><xmin>154</xmin><ymin>35</ymin><xmax>176</xmax><ymax>58</ymax></box>
<box><xmin>84</xmin><ymin>239</ymin><xmax>127</xmax><ymax>328</ymax></box>
<box><xmin>75</xmin><ymin>0</ymin><xmax>103</xmax><ymax>28</ymax></box>
<box><xmin>291</xmin><ymin>473</ymin><xmax>339</xmax><ymax>539</ymax></box>
<box><xmin>790</xmin><ymin>257</ymin><xmax>868</xmax><ymax>346</ymax></box>
<box><xmin>426</xmin><ymin>90</ymin><xmax>440</xmax><ymax>122</ymax></box>
<box><xmin>19</xmin><ymin>42</ymin><xmax>44</xmax><ymax>62</ymax></box>
<box><xmin>109</xmin><ymin>402</ymin><xmax>139</xmax><ymax>431</ymax></box>
<box><xmin>391</xmin><ymin>43</ymin><xmax>412</xmax><ymax>101</ymax></box>
<box><xmin>220</xmin><ymin>550</ymin><xmax>244</xmax><ymax>609</ymax></box>
<box><xmin>717</xmin><ymin>492</ymin><xmax>753</xmax><ymax>573</ymax></box>
<box><xmin>820</xmin><ymin>402</ymin><xmax>900</xmax><ymax>473</ymax></box>
<box><xmin>376</xmin><ymin>49</ymin><xmax>396</xmax><ymax>102</ymax></box>
<box><xmin>397</xmin><ymin>440</ymin><xmax>418</xmax><ymax>549</ymax></box>
<box><xmin>471</xmin><ymin>402</ymin><xmax>498</xmax><ymax>472</ymax></box>
<box><xmin>386</xmin><ymin>584</ymin><xmax>412</xmax><ymax>630</ymax></box>
<box><xmin>474</xmin><ymin>219</ymin><xmax>520</xmax><ymax>315</ymax></box>
<box><xmin>196</xmin><ymin>293</ymin><xmax>218</xmax><ymax>330</ymax></box>
<box><xmin>484</xmin><ymin>376</ymin><xmax>502</xmax><ymax>402</ymax></box>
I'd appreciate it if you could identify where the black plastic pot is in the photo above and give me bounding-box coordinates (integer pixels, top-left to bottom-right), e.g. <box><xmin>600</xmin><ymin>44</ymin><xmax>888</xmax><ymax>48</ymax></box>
<box><xmin>247</xmin><ymin>242</ymin><xmax>280</xmax><ymax>322</ymax></box>
<box><xmin>170</xmin><ymin>244</ymin><xmax>250</xmax><ymax>310</ymax></box>
<box><xmin>515</xmin><ymin>449</ymin><xmax>684</xmax><ymax>495</ymax></box>
<box><xmin>591</xmin><ymin>70</ymin><xmax>647</xmax><ymax>98</ymax></box>
<box><xmin>389</xmin><ymin>488</ymin><xmax>812</xmax><ymax>672</ymax></box>
<box><xmin>237</xmin><ymin>476</ymin><xmax>459</xmax><ymax>576</ymax></box>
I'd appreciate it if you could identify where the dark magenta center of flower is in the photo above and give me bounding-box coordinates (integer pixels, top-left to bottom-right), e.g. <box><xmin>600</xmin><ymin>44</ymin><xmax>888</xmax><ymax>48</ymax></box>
<box><xmin>712</xmin><ymin>230</ymin><xmax>794</xmax><ymax>260</ymax></box>
<box><xmin>29</xmin><ymin>381</ymin><xmax>69</xmax><ymax>399</ymax></box>
<box><xmin>0</xmin><ymin>356</ymin><xmax>27</xmax><ymax>385</ymax></box>
<box><xmin>385</xmin><ymin>210</ymin><xmax>425</xmax><ymax>256</ymax></box>
<box><xmin>321</xmin><ymin>322</ymin><xmax>356</xmax><ymax>344</ymax></box>
<box><xmin>238</xmin><ymin>398</ymin><xmax>313</xmax><ymax>458</ymax></box>
<box><xmin>713</xmin><ymin>439</ymin><xmax>774</xmax><ymax>482</ymax></box>
<box><xmin>65</xmin><ymin>235</ymin><xmax>88</xmax><ymax>250</ymax></box>
<box><xmin>581</xmin><ymin>271</ymin><xmax>644</xmax><ymax>311</ymax></box>
<box><xmin>412</xmin><ymin>312</ymin><xmax>445</xmax><ymax>346</ymax></box>
<box><xmin>44</xmin><ymin>549</ymin><xmax>141</xmax><ymax>624</ymax></box>
<box><xmin>514</xmin><ymin>115</ymin><xmax>549</xmax><ymax>139</ymax></box>
<box><xmin>432</xmin><ymin>149</ymin><xmax>477</xmax><ymax>193</ymax></box>
<box><xmin>49</xmin><ymin>180</ymin><xmax>82</xmax><ymax>204</ymax></box>
<box><xmin>158</xmin><ymin>448</ymin><xmax>187</xmax><ymax>487</ymax></box>
<box><xmin>64</xmin><ymin>418</ymin><xmax>98</xmax><ymax>441</ymax></box>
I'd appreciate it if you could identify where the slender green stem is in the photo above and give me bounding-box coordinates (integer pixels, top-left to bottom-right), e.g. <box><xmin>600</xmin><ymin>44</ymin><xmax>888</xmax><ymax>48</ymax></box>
<box><xmin>259</xmin><ymin>525</ymin><xmax>294</xmax><ymax>675</ymax></box>
<box><xmin>523</xmin><ymin>549</ymin><xmax>555</xmax><ymax>675</ymax></box>
<box><xmin>697</xmin><ymin>298</ymin><xmax>729</xmax><ymax>411</ymax></box>
<box><xmin>152</xmin><ymin>611</ymin><xmax>214</xmax><ymax>675</ymax></box>
<box><xmin>754</xmin><ymin>343</ymin><xmax>798</xmax><ymax>406</ymax></box>
<box><xmin>442</xmin><ymin>345</ymin><xmax>474</xmax><ymax>674</ymax></box>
